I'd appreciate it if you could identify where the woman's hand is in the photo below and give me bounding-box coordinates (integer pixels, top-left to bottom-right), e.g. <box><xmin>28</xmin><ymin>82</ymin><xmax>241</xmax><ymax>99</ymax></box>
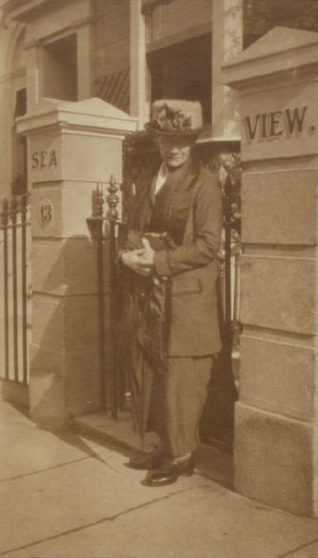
<box><xmin>121</xmin><ymin>239</ymin><xmax>155</xmax><ymax>276</ymax></box>
<box><xmin>138</xmin><ymin>238</ymin><xmax>155</xmax><ymax>268</ymax></box>
<box><xmin>121</xmin><ymin>248</ymin><xmax>153</xmax><ymax>276</ymax></box>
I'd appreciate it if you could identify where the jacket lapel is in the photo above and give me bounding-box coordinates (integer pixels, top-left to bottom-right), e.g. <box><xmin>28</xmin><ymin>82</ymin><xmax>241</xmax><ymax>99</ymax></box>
<box><xmin>129</xmin><ymin>156</ymin><xmax>200</xmax><ymax>234</ymax></box>
<box><xmin>162</xmin><ymin>157</ymin><xmax>199</xmax><ymax>223</ymax></box>
<box><xmin>130</xmin><ymin>163</ymin><xmax>160</xmax><ymax>231</ymax></box>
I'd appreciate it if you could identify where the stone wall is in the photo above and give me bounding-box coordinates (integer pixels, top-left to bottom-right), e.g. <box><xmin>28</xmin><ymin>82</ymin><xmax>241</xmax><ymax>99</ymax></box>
<box><xmin>223</xmin><ymin>26</ymin><xmax>318</xmax><ymax>516</ymax></box>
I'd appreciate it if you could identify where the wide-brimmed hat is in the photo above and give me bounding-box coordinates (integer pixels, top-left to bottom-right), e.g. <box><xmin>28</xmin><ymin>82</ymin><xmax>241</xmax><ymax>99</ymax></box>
<box><xmin>145</xmin><ymin>99</ymin><xmax>203</xmax><ymax>137</ymax></box>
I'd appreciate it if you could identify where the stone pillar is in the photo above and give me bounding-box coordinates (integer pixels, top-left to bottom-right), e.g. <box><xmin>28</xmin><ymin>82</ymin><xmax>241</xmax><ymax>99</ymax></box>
<box><xmin>25</xmin><ymin>45</ymin><xmax>40</xmax><ymax>108</ymax></box>
<box><xmin>130</xmin><ymin>0</ymin><xmax>148</xmax><ymax>129</ymax></box>
<box><xmin>76</xmin><ymin>21</ymin><xmax>94</xmax><ymax>100</ymax></box>
<box><xmin>212</xmin><ymin>0</ymin><xmax>243</xmax><ymax>138</ymax></box>
<box><xmin>17</xmin><ymin>97</ymin><xmax>136</xmax><ymax>429</ymax></box>
<box><xmin>222</xmin><ymin>27</ymin><xmax>318</xmax><ymax>516</ymax></box>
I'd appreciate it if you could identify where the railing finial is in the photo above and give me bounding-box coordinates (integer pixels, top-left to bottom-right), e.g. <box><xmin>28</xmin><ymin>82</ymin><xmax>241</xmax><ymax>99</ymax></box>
<box><xmin>2</xmin><ymin>198</ymin><xmax>9</xmax><ymax>226</ymax></box>
<box><xmin>96</xmin><ymin>180</ymin><xmax>104</xmax><ymax>218</ymax></box>
<box><xmin>106</xmin><ymin>174</ymin><xmax>120</xmax><ymax>223</ymax></box>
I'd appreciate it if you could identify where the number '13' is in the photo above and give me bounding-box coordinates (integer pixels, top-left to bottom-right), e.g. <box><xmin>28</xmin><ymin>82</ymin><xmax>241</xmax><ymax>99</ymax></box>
<box><xmin>40</xmin><ymin>203</ymin><xmax>52</xmax><ymax>226</ymax></box>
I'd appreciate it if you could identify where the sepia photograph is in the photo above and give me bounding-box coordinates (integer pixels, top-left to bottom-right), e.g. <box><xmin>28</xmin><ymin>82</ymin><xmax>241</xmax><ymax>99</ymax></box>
<box><xmin>1</xmin><ymin>0</ymin><xmax>318</xmax><ymax>557</ymax></box>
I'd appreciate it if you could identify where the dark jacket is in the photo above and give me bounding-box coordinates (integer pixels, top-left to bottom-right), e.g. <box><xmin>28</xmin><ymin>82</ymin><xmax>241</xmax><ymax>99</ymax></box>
<box><xmin>123</xmin><ymin>156</ymin><xmax>223</xmax><ymax>357</ymax></box>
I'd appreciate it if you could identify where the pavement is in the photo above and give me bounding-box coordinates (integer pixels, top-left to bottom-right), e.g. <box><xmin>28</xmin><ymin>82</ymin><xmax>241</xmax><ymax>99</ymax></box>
<box><xmin>1</xmin><ymin>401</ymin><xmax>318</xmax><ymax>558</ymax></box>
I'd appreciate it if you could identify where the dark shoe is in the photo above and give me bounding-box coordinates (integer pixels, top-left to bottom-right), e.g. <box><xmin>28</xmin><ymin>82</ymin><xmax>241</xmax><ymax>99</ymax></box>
<box><xmin>142</xmin><ymin>456</ymin><xmax>195</xmax><ymax>487</ymax></box>
<box><xmin>125</xmin><ymin>451</ymin><xmax>163</xmax><ymax>470</ymax></box>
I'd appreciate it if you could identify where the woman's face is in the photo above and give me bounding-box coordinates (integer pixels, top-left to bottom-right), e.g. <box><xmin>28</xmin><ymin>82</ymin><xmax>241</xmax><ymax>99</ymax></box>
<box><xmin>157</xmin><ymin>135</ymin><xmax>195</xmax><ymax>168</ymax></box>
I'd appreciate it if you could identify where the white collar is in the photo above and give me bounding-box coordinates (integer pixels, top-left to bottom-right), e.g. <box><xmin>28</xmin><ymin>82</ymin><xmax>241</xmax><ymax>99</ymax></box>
<box><xmin>154</xmin><ymin>163</ymin><xmax>170</xmax><ymax>195</ymax></box>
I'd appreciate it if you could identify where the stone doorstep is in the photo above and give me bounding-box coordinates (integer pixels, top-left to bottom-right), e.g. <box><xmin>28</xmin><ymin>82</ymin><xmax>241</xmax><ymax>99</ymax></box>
<box><xmin>73</xmin><ymin>412</ymin><xmax>234</xmax><ymax>489</ymax></box>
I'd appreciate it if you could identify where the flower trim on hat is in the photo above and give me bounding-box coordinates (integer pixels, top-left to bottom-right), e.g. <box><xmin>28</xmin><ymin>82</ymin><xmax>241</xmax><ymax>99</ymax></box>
<box><xmin>152</xmin><ymin>103</ymin><xmax>193</xmax><ymax>132</ymax></box>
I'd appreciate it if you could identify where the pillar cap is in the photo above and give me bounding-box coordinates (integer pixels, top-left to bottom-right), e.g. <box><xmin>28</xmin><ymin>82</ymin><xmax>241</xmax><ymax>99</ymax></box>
<box><xmin>222</xmin><ymin>26</ymin><xmax>318</xmax><ymax>88</ymax></box>
<box><xmin>16</xmin><ymin>97</ymin><xmax>137</xmax><ymax>135</ymax></box>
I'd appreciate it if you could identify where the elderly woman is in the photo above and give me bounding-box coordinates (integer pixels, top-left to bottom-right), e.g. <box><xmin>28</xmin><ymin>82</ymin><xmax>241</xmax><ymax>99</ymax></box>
<box><xmin>117</xmin><ymin>99</ymin><xmax>222</xmax><ymax>486</ymax></box>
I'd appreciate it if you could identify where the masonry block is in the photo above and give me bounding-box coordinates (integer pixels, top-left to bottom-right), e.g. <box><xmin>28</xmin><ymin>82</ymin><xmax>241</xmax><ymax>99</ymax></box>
<box><xmin>238</xmin><ymin>76</ymin><xmax>318</xmax><ymax>162</ymax></box>
<box><xmin>28</xmin><ymin>130</ymin><xmax>62</xmax><ymax>183</ymax></box>
<box><xmin>240</xmin><ymin>256</ymin><xmax>316</xmax><ymax>334</ymax></box>
<box><xmin>62</xmin><ymin>133</ymin><xmax>123</xmax><ymax>182</ymax></box>
<box><xmin>29</xmin><ymin>343</ymin><xmax>101</xmax><ymax>427</ymax></box>
<box><xmin>65</xmin><ymin>349</ymin><xmax>101</xmax><ymax>416</ymax></box>
<box><xmin>234</xmin><ymin>402</ymin><xmax>314</xmax><ymax>516</ymax></box>
<box><xmin>32</xmin><ymin>294</ymin><xmax>99</xmax><ymax>352</ymax></box>
<box><xmin>31</xmin><ymin>182</ymin><xmax>107</xmax><ymax>239</ymax></box>
<box><xmin>32</xmin><ymin>296</ymin><xmax>64</xmax><ymax>352</ymax></box>
<box><xmin>29</xmin><ymin>343</ymin><xmax>67</xmax><ymax>429</ymax></box>
<box><xmin>61</xmin><ymin>183</ymin><xmax>106</xmax><ymax>237</ymax></box>
<box><xmin>240</xmin><ymin>334</ymin><xmax>315</xmax><ymax>421</ymax></box>
<box><xmin>32</xmin><ymin>238</ymin><xmax>99</xmax><ymax>296</ymax></box>
<box><xmin>242</xmin><ymin>170</ymin><xmax>317</xmax><ymax>245</ymax></box>
<box><xmin>31</xmin><ymin>185</ymin><xmax>63</xmax><ymax>239</ymax></box>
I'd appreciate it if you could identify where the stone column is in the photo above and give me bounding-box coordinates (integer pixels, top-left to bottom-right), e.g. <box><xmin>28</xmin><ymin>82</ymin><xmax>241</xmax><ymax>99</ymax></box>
<box><xmin>212</xmin><ymin>0</ymin><xmax>243</xmax><ymax>138</ymax></box>
<box><xmin>223</xmin><ymin>27</ymin><xmax>318</xmax><ymax>516</ymax></box>
<box><xmin>76</xmin><ymin>20</ymin><xmax>94</xmax><ymax>100</ymax></box>
<box><xmin>25</xmin><ymin>45</ymin><xmax>40</xmax><ymax>108</ymax></box>
<box><xmin>130</xmin><ymin>0</ymin><xmax>148</xmax><ymax>129</ymax></box>
<box><xmin>17</xmin><ymin>97</ymin><xmax>136</xmax><ymax>429</ymax></box>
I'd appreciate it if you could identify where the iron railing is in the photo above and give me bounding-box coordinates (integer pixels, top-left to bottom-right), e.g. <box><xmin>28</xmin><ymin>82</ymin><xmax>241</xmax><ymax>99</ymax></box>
<box><xmin>87</xmin><ymin>177</ymin><xmax>123</xmax><ymax>418</ymax></box>
<box><xmin>0</xmin><ymin>194</ymin><xmax>31</xmax><ymax>385</ymax></box>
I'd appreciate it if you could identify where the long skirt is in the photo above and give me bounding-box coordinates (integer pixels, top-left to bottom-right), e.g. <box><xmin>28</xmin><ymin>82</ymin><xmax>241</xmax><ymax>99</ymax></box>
<box><xmin>117</xmin><ymin>285</ymin><xmax>213</xmax><ymax>457</ymax></box>
<box><xmin>147</xmin><ymin>356</ymin><xmax>212</xmax><ymax>457</ymax></box>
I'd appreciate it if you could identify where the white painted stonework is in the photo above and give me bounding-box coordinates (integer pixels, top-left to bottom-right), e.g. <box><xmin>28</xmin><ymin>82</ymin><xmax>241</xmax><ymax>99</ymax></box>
<box><xmin>223</xmin><ymin>27</ymin><xmax>318</xmax><ymax>516</ymax></box>
<box><xmin>16</xmin><ymin>97</ymin><xmax>136</xmax><ymax>428</ymax></box>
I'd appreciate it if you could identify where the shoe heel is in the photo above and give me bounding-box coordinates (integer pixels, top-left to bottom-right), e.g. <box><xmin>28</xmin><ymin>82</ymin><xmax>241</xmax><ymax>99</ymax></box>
<box><xmin>182</xmin><ymin>461</ymin><xmax>195</xmax><ymax>476</ymax></box>
<box><xmin>183</xmin><ymin>467</ymin><xmax>194</xmax><ymax>477</ymax></box>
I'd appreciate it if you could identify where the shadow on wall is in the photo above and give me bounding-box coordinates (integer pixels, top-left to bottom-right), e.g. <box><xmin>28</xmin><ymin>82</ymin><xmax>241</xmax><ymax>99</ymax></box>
<box><xmin>29</xmin><ymin>230</ymin><xmax>109</xmax><ymax>429</ymax></box>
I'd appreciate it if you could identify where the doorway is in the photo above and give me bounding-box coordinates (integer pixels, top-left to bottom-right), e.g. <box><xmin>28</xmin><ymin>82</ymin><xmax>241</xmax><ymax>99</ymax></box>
<box><xmin>147</xmin><ymin>33</ymin><xmax>212</xmax><ymax>125</ymax></box>
<box><xmin>146</xmin><ymin>32</ymin><xmax>238</xmax><ymax>453</ymax></box>
<box><xmin>119</xmin><ymin>135</ymin><xmax>240</xmax><ymax>454</ymax></box>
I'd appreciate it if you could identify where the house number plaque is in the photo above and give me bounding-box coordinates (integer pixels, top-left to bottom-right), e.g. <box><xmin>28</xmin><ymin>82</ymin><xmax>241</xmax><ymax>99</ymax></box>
<box><xmin>39</xmin><ymin>199</ymin><xmax>53</xmax><ymax>227</ymax></box>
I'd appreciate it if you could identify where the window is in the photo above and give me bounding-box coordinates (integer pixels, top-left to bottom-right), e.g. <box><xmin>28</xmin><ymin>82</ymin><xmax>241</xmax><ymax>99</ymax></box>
<box><xmin>42</xmin><ymin>34</ymin><xmax>77</xmax><ymax>101</ymax></box>
<box><xmin>14</xmin><ymin>88</ymin><xmax>27</xmax><ymax>118</ymax></box>
<box><xmin>12</xmin><ymin>88</ymin><xmax>27</xmax><ymax>195</ymax></box>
